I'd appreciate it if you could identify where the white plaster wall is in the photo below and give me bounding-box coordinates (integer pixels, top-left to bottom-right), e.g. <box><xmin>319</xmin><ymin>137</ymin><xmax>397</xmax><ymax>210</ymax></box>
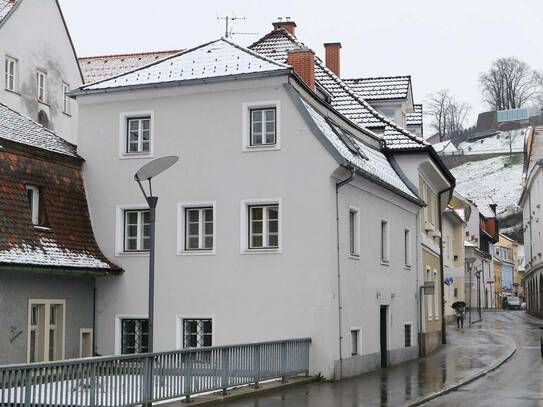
<box><xmin>0</xmin><ymin>0</ymin><xmax>81</xmax><ymax>143</ymax></box>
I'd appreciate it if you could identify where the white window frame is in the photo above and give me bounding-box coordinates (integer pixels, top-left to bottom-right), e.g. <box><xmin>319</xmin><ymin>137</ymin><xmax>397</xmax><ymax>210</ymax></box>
<box><xmin>176</xmin><ymin>314</ymin><xmax>215</xmax><ymax>350</ymax></box>
<box><xmin>114</xmin><ymin>314</ymin><xmax>148</xmax><ymax>355</ymax></box>
<box><xmin>433</xmin><ymin>268</ymin><xmax>440</xmax><ymax>320</ymax></box>
<box><xmin>349</xmin><ymin>206</ymin><xmax>360</xmax><ymax>258</ymax></box>
<box><xmin>115</xmin><ymin>204</ymin><xmax>149</xmax><ymax>256</ymax></box>
<box><xmin>240</xmin><ymin>198</ymin><xmax>282</xmax><ymax>254</ymax></box>
<box><xmin>426</xmin><ymin>266</ymin><xmax>433</xmax><ymax>320</ymax></box>
<box><xmin>242</xmin><ymin>101</ymin><xmax>281</xmax><ymax>152</ymax></box>
<box><xmin>350</xmin><ymin>326</ymin><xmax>361</xmax><ymax>356</ymax></box>
<box><xmin>36</xmin><ymin>69</ymin><xmax>47</xmax><ymax>103</ymax></box>
<box><xmin>404</xmin><ymin>228</ymin><xmax>412</xmax><ymax>268</ymax></box>
<box><xmin>380</xmin><ymin>219</ymin><xmax>390</xmax><ymax>264</ymax></box>
<box><xmin>118</xmin><ymin>111</ymin><xmax>154</xmax><ymax>159</ymax></box>
<box><xmin>26</xmin><ymin>185</ymin><xmax>40</xmax><ymax>225</ymax></box>
<box><xmin>27</xmin><ymin>299</ymin><xmax>65</xmax><ymax>363</ymax></box>
<box><xmin>177</xmin><ymin>201</ymin><xmax>216</xmax><ymax>255</ymax></box>
<box><xmin>404</xmin><ymin>322</ymin><xmax>413</xmax><ymax>347</ymax></box>
<box><xmin>5</xmin><ymin>55</ymin><xmax>17</xmax><ymax>92</ymax></box>
<box><xmin>123</xmin><ymin>210</ymin><xmax>150</xmax><ymax>252</ymax></box>
<box><xmin>62</xmin><ymin>82</ymin><xmax>70</xmax><ymax>115</ymax></box>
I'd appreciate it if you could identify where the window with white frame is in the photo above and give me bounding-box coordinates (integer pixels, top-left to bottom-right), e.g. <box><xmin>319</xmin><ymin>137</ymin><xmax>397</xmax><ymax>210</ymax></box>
<box><xmin>182</xmin><ymin>319</ymin><xmax>212</xmax><ymax>348</ymax></box>
<box><xmin>28</xmin><ymin>300</ymin><xmax>64</xmax><ymax>363</ymax></box>
<box><xmin>349</xmin><ymin>208</ymin><xmax>360</xmax><ymax>256</ymax></box>
<box><xmin>185</xmin><ymin>207</ymin><xmax>214</xmax><ymax>251</ymax></box>
<box><xmin>381</xmin><ymin>220</ymin><xmax>390</xmax><ymax>263</ymax></box>
<box><xmin>121</xmin><ymin>319</ymin><xmax>148</xmax><ymax>354</ymax></box>
<box><xmin>351</xmin><ymin>329</ymin><xmax>360</xmax><ymax>356</ymax></box>
<box><xmin>433</xmin><ymin>269</ymin><xmax>439</xmax><ymax>320</ymax></box>
<box><xmin>426</xmin><ymin>267</ymin><xmax>433</xmax><ymax>319</ymax></box>
<box><xmin>250</xmin><ymin>108</ymin><xmax>276</xmax><ymax>146</ymax></box>
<box><xmin>62</xmin><ymin>82</ymin><xmax>70</xmax><ymax>114</ymax></box>
<box><xmin>404</xmin><ymin>229</ymin><xmax>411</xmax><ymax>267</ymax></box>
<box><xmin>249</xmin><ymin>204</ymin><xmax>279</xmax><ymax>249</ymax></box>
<box><xmin>126</xmin><ymin>117</ymin><xmax>151</xmax><ymax>154</ymax></box>
<box><xmin>5</xmin><ymin>56</ymin><xmax>17</xmax><ymax>91</ymax></box>
<box><xmin>26</xmin><ymin>185</ymin><xmax>43</xmax><ymax>225</ymax></box>
<box><xmin>36</xmin><ymin>70</ymin><xmax>47</xmax><ymax>103</ymax></box>
<box><xmin>404</xmin><ymin>323</ymin><xmax>412</xmax><ymax>347</ymax></box>
<box><xmin>124</xmin><ymin>209</ymin><xmax>150</xmax><ymax>252</ymax></box>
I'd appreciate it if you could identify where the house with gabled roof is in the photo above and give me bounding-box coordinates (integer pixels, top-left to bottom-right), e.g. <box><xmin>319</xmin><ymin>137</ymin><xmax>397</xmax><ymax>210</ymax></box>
<box><xmin>70</xmin><ymin>36</ymin><xmax>428</xmax><ymax>379</ymax></box>
<box><xmin>0</xmin><ymin>0</ymin><xmax>82</xmax><ymax>144</ymax></box>
<box><xmin>249</xmin><ymin>20</ymin><xmax>455</xmax><ymax>355</ymax></box>
<box><xmin>0</xmin><ymin>102</ymin><xmax>120</xmax><ymax>364</ymax></box>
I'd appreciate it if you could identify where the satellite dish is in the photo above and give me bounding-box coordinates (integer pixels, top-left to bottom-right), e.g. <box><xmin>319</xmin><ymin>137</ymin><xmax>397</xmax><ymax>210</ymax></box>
<box><xmin>134</xmin><ymin>155</ymin><xmax>179</xmax><ymax>181</ymax></box>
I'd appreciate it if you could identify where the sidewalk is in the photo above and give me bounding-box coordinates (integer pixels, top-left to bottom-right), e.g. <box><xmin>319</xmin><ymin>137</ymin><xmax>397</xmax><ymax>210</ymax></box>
<box><xmin>172</xmin><ymin>315</ymin><xmax>516</xmax><ymax>407</ymax></box>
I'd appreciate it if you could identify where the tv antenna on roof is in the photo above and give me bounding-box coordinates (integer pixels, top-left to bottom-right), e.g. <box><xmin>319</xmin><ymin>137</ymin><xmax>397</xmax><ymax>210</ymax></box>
<box><xmin>217</xmin><ymin>15</ymin><xmax>247</xmax><ymax>38</ymax></box>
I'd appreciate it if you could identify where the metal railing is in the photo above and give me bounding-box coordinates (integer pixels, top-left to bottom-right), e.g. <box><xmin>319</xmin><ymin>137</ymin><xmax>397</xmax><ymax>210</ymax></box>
<box><xmin>0</xmin><ymin>338</ymin><xmax>311</xmax><ymax>406</ymax></box>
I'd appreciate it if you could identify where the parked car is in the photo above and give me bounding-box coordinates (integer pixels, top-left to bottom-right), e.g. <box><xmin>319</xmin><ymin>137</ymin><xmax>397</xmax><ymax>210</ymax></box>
<box><xmin>505</xmin><ymin>296</ymin><xmax>521</xmax><ymax>309</ymax></box>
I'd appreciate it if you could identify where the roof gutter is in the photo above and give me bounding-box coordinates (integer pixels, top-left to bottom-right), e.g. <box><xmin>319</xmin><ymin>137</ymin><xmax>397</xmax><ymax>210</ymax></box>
<box><xmin>0</xmin><ymin>263</ymin><xmax>123</xmax><ymax>276</ymax></box>
<box><xmin>69</xmin><ymin>69</ymin><xmax>291</xmax><ymax>97</ymax></box>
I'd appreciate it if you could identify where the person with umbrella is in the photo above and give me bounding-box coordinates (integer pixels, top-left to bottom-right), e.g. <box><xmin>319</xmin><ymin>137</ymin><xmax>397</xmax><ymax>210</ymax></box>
<box><xmin>452</xmin><ymin>301</ymin><xmax>466</xmax><ymax>329</ymax></box>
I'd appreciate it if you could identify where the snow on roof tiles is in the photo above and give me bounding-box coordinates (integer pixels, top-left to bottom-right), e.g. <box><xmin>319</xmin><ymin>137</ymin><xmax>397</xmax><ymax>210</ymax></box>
<box><xmin>79</xmin><ymin>39</ymin><xmax>289</xmax><ymax>92</ymax></box>
<box><xmin>0</xmin><ymin>103</ymin><xmax>78</xmax><ymax>157</ymax></box>
<box><xmin>344</xmin><ymin>76</ymin><xmax>410</xmax><ymax>101</ymax></box>
<box><xmin>300</xmin><ymin>98</ymin><xmax>418</xmax><ymax>200</ymax></box>
<box><xmin>406</xmin><ymin>104</ymin><xmax>423</xmax><ymax>126</ymax></box>
<box><xmin>249</xmin><ymin>29</ymin><xmax>427</xmax><ymax>150</ymax></box>
<box><xmin>78</xmin><ymin>50</ymin><xmax>183</xmax><ymax>84</ymax></box>
<box><xmin>0</xmin><ymin>0</ymin><xmax>17</xmax><ymax>22</ymax></box>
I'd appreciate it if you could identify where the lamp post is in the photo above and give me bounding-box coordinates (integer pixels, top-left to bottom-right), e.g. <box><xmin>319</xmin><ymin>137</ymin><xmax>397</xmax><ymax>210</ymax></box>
<box><xmin>134</xmin><ymin>155</ymin><xmax>179</xmax><ymax>354</ymax></box>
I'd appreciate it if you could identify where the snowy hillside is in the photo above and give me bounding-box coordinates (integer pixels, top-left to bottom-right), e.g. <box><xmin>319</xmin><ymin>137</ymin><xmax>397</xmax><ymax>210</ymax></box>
<box><xmin>457</xmin><ymin>129</ymin><xmax>526</xmax><ymax>155</ymax></box>
<box><xmin>451</xmin><ymin>155</ymin><xmax>523</xmax><ymax>216</ymax></box>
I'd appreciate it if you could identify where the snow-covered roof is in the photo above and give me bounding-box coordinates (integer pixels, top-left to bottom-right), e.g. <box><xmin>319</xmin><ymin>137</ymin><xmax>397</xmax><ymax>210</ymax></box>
<box><xmin>343</xmin><ymin>76</ymin><xmax>411</xmax><ymax>101</ymax></box>
<box><xmin>0</xmin><ymin>103</ymin><xmax>78</xmax><ymax>157</ymax></box>
<box><xmin>458</xmin><ymin>129</ymin><xmax>526</xmax><ymax>155</ymax></box>
<box><xmin>299</xmin><ymin>97</ymin><xmax>419</xmax><ymax>202</ymax></box>
<box><xmin>406</xmin><ymin>104</ymin><xmax>423</xmax><ymax>126</ymax></box>
<box><xmin>432</xmin><ymin>139</ymin><xmax>458</xmax><ymax>154</ymax></box>
<box><xmin>77</xmin><ymin>39</ymin><xmax>289</xmax><ymax>92</ymax></box>
<box><xmin>249</xmin><ymin>28</ymin><xmax>427</xmax><ymax>151</ymax></box>
<box><xmin>79</xmin><ymin>49</ymin><xmax>182</xmax><ymax>84</ymax></box>
<box><xmin>0</xmin><ymin>0</ymin><xmax>18</xmax><ymax>23</ymax></box>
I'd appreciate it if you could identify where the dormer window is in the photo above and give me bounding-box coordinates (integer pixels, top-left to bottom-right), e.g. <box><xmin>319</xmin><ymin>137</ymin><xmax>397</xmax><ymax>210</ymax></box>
<box><xmin>26</xmin><ymin>185</ymin><xmax>44</xmax><ymax>225</ymax></box>
<box><xmin>380</xmin><ymin>107</ymin><xmax>396</xmax><ymax>122</ymax></box>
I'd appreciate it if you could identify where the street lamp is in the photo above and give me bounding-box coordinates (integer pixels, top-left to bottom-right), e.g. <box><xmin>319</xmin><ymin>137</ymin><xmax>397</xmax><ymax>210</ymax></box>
<box><xmin>134</xmin><ymin>155</ymin><xmax>179</xmax><ymax>354</ymax></box>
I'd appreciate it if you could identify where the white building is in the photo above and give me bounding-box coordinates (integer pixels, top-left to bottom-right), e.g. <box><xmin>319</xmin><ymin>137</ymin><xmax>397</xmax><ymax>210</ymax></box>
<box><xmin>0</xmin><ymin>0</ymin><xmax>81</xmax><ymax>144</ymax></box>
<box><xmin>71</xmin><ymin>38</ymin><xmax>426</xmax><ymax>380</ymax></box>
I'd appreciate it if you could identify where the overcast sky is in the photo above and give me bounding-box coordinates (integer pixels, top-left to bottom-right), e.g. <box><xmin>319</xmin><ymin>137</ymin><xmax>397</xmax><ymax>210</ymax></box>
<box><xmin>59</xmin><ymin>0</ymin><xmax>543</xmax><ymax>131</ymax></box>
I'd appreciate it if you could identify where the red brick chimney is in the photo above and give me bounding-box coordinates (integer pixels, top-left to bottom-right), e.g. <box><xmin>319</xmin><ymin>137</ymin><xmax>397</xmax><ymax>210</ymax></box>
<box><xmin>287</xmin><ymin>48</ymin><xmax>315</xmax><ymax>90</ymax></box>
<box><xmin>272</xmin><ymin>19</ymin><xmax>297</xmax><ymax>36</ymax></box>
<box><xmin>324</xmin><ymin>43</ymin><xmax>341</xmax><ymax>77</ymax></box>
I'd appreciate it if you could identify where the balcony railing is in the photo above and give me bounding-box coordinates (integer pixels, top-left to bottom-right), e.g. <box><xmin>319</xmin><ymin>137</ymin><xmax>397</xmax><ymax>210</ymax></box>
<box><xmin>0</xmin><ymin>337</ymin><xmax>311</xmax><ymax>406</ymax></box>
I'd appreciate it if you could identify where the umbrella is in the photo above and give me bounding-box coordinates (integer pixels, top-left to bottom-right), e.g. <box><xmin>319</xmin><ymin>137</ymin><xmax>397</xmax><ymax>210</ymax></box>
<box><xmin>451</xmin><ymin>301</ymin><xmax>466</xmax><ymax>309</ymax></box>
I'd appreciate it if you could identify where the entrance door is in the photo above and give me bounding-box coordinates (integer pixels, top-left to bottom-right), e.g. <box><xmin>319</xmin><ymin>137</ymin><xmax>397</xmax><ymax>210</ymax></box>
<box><xmin>380</xmin><ymin>305</ymin><xmax>388</xmax><ymax>368</ymax></box>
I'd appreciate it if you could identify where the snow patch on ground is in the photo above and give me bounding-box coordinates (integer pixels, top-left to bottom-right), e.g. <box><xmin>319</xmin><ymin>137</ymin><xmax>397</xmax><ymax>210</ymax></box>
<box><xmin>458</xmin><ymin>129</ymin><xmax>526</xmax><ymax>155</ymax></box>
<box><xmin>451</xmin><ymin>155</ymin><xmax>523</xmax><ymax>215</ymax></box>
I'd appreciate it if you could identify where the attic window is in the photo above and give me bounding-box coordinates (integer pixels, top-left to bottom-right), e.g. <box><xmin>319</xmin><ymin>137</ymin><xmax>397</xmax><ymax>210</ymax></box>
<box><xmin>326</xmin><ymin>119</ymin><xmax>368</xmax><ymax>159</ymax></box>
<box><xmin>26</xmin><ymin>185</ymin><xmax>45</xmax><ymax>226</ymax></box>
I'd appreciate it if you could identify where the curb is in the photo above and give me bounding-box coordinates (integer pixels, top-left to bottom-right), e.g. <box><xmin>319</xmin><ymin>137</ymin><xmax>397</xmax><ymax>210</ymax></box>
<box><xmin>404</xmin><ymin>331</ymin><xmax>517</xmax><ymax>407</ymax></box>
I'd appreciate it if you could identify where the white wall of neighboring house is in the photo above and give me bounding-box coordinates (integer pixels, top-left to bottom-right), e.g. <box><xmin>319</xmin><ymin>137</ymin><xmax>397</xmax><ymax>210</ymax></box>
<box><xmin>0</xmin><ymin>0</ymin><xmax>81</xmax><ymax>143</ymax></box>
<box><xmin>76</xmin><ymin>75</ymin><xmax>421</xmax><ymax>379</ymax></box>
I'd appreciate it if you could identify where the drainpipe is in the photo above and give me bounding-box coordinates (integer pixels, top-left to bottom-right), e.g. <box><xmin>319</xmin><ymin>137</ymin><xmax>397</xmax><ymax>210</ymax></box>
<box><xmin>335</xmin><ymin>165</ymin><xmax>354</xmax><ymax>380</ymax></box>
<box><xmin>438</xmin><ymin>187</ymin><xmax>452</xmax><ymax>345</ymax></box>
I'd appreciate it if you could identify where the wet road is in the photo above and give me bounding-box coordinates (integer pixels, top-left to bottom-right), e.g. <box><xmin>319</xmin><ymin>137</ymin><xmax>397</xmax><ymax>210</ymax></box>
<box><xmin>425</xmin><ymin>311</ymin><xmax>543</xmax><ymax>407</ymax></box>
<box><xmin>216</xmin><ymin>311</ymin><xmax>540</xmax><ymax>407</ymax></box>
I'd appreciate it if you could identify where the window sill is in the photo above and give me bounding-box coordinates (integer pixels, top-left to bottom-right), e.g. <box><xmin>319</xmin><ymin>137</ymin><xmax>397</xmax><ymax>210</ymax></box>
<box><xmin>349</xmin><ymin>254</ymin><xmax>360</xmax><ymax>260</ymax></box>
<box><xmin>241</xmin><ymin>248</ymin><xmax>281</xmax><ymax>255</ymax></box>
<box><xmin>4</xmin><ymin>88</ymin><xmax>20</xmax><ymax>96</ymax></box>
<box><xmin>63</xmin><ymin>111</ymin><xmax>72</xmax><ymax>117</ymax></box>
<box><xmin>242</xmin><ymin>144</ymin><xmax>280</xmax><ymax>153</ymax></box>
<box><xmin>404</xmin><ymin>265</ymin><xmax>412</xmax><ymax>270</ymax></box>
<box><xmin>34</xmin><ymin>225</ymin><xmax>51</xmax><ymax>232</ymax></box>
<box><xmin>116</xmin><ymin>251</ymin><xmax>149</xmax><ymax>257</ymax></box>
<box><xmin>380</xmin><ymin>260</ymin><xmax>390</xmax><ymax>266</ymax></box>
<box><xmin>119</xmin><ymin>152</ymin><xmax>154</xmax><ymax>160</ymax></box>
<box><xmin>37</xmin><ymin>100</ymin><xmax>49</xmax><ymax>107</ymax></box>
<box><xmin>178</xmin><ymin>250</ymin><xmax>216</xmax><ymax>256</ymax></box>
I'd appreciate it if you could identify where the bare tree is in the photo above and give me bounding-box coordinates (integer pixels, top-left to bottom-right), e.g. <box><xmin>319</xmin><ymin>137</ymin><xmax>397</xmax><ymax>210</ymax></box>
<box><xmin>480</xmin><ymin>57</ymin><xmax>542</xmax><ymax>111</ymax></box>
<box><xmin>426</xmin><ymin>90</ymin><xmax>471</xmax><ymax>141</ymax></box>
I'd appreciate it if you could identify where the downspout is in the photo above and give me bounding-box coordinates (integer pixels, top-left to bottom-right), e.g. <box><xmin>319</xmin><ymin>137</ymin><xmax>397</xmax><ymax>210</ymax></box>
<box><xmin>438</xmin><ymin>187</ymin><xmax>453</xmax><ymax>345</ymax></box>
<box><xmin>335</xmin><ymin>165</ymin><xmax>354</xmax><ymax>381</ymax></box>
